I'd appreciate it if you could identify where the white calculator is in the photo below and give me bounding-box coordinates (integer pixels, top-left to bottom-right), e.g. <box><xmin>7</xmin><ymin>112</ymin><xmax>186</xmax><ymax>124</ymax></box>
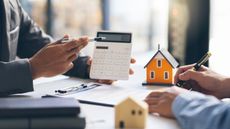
<box><xmin>90</xmin><ymin>31</ymin><xmax>132</xmax><ymax>80</ymax></box>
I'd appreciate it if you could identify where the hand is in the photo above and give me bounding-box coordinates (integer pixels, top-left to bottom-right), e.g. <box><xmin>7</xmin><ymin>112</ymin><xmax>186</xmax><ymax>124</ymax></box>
<box><xmin>29</xmin><ymin>35</ymin><xmax>88</xmax><ymax>79</ymax></box>
<box><xmin>87</xmin><ymin>58</ymin><xmax>136</xmax><ymax>84</ymax></box>
<box><xmin>174</xmin><ymin>64</ymin><xmax>229</xmax><ymax>99</ymax></box>
<box><xmin>145</xmin><ymin>91</ymin><xmax>178</xmax><ymax>118</ymax></box>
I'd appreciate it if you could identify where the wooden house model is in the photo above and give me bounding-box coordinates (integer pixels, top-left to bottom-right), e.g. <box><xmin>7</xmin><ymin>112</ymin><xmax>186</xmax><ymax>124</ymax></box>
<box><xmin>115</xmin><ymin>97</ymin><xmax>148</xmax><ymax>129</ymax></box>
<box><xmin>143</xmin><ymin>46</ymin><xmax>179</xmax><ymax>86</ymax></box>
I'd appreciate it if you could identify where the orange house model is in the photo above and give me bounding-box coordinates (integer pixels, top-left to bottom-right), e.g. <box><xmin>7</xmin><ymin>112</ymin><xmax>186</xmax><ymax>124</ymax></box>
<box><xmin>142</xmin><ymin>47</ymin><xmax>179</xmax><ymax>86</ymax></box>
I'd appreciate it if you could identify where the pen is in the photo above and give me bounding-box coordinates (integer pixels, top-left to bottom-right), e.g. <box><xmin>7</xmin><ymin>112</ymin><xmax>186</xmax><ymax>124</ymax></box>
<box><xmin>55</xmin><ymin>83</ymin><xmax>101</xmax><ymax>94</ymax></box>
<box><xmin>55</xmin><ymin>84</ymin><xmax>88</xmax><ymax>94</ymax></box>
<box><xmin>61</xmin><ymin>37</ymin><xmax>106</xmax><ymax>43</ymax></box>
<box><xmin>176</xmin><ymin>52</ymin><xmax>212</xmax><ymax>88</ymax></box>
<box><xmin>42</xmin><ymin>95</ymin><xmax>114</xmax><ymax>107</ymax></box>
<box><xmin>88</xmin><ymin>37</ymin><xmax>106</xmax><ymax>42</ymax></box>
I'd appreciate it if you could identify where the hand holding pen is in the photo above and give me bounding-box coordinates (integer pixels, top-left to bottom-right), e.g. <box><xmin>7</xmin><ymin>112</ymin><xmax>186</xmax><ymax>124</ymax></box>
<box><xmin>174</xmin><ymin>51</ymin><xmax>229</xmax><ymax>97</ymax></box>
<box><xmin>174</xmin><ymin>59</ymin><xmax>230</xmax><ymax>99</ymax></box>
<box><xmin>175</xmin><ymin>52</ymin><xmax>211</xmax><ymax>88</ymax></box>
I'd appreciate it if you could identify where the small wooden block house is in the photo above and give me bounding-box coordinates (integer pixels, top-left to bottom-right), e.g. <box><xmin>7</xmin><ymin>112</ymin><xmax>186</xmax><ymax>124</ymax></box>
<box><xmin>143</xmin><ymin>47</ymin><xmax>179</xmax><ymax>86</ymax></box>
<box><xmin>115</xmin><ymin>97</ymin><xmax>148</xmax><ymax>129</ymax></box>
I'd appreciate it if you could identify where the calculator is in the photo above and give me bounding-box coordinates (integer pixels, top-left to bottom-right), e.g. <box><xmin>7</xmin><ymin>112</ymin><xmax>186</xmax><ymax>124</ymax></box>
<box><xmin>90</xmin><ymin>31</ymin><xmax>132</xmax><ymax>80</ymax></box>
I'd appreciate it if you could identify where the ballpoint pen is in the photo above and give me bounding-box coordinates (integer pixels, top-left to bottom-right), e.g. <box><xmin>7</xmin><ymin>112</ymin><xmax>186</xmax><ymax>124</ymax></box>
<box><xmin>176</xmin><ymin>52</ymin><xmax>212</xmax><ymax>88</ymax></box>
<box><xmin>54</xmin><ymin>83</ymin><xmax>102</xmax><ymax>95</ymax></box>
<box><xmin>61</xmin><ymin>37</ymin><xmax>106</xmax><ymax>43</ymax></box>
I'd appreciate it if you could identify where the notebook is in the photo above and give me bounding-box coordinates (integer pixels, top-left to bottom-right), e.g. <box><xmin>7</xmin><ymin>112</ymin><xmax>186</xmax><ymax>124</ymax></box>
<box><xmin>0</xmin><ymin>98</ymin><xmax>80</xmax><ymax>118</ymax></box>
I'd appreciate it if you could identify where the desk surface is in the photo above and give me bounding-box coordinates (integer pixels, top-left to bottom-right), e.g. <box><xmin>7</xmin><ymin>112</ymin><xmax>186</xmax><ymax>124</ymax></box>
<box><xmin>20</xmin><ymin>65</ymin><xmax>181</xmax><ymax>129</ymax></box>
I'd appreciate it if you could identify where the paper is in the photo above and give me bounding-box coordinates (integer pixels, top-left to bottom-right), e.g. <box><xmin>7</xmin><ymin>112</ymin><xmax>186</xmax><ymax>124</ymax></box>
<box><xmin>28</xmin><ymin>66</ymin><xmax>167</xmax><ymax>106</ymax></box>
<box><xmin>51</xmin><ymin>82</ymin><xmax>164</xmax><ymax>106</ymax></box>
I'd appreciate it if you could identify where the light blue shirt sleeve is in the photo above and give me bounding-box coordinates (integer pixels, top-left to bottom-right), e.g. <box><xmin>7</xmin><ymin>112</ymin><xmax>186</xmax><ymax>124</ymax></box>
<box><xmin>172</xmin><ymin>91</ymin><xmax>230</xmax><ymax>129</ymax></box>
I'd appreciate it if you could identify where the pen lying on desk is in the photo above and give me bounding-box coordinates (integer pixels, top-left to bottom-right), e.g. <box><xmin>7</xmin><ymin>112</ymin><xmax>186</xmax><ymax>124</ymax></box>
<box><xmin>176</xmin><ymin>52</ymin><xmax>212</xmax><ymax>88</ymax></box>
<box><xmin>42</xmin><ymin>94</ymin><xmax>114</xmax><ymax>107</ymax></box>
<box><xmin>54</xmin><ymin>83</ymin><xmax>102</xmax><ymax>95</ymax></box>
<box><xmin>61</xmin><ymin>37</ymin><xmax>106</xmax><ymax>43</ymax></box>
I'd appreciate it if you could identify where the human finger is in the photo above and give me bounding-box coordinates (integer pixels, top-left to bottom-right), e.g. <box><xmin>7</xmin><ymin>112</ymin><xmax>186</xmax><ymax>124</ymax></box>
<box><xmin>97</xmin><ymin>80</ymin><xmax>115</xmax><ymax>84</ymax></box>
<box><xmin>148</xmin><ymin>105</ymin><xmax>161</xmax><ymax>113</ymax></box>
<box><xmin>130</xmin><ymin>58</ymin><xmax>136</xmax><ymax>64</ymax></box>
<box><xmin>87</xmin><ymin>57</ymin><xmax>92</xmax><ymax>65</ymax></box>
<box><xmin>199</xmin><ymin>65</ymin><xmax>209</xmax><ymax>71</ymax></box>
<box><xmin>67</xmin><ymin>53</ymin><xmax>78</xmax><ymax>62</ymax></box>
<box><xmin>174</xmin><ymin>64</ymin><xmax>195</xmax><ymax>83</ymax></box>
<box><xmin>65</xmin><ymin>63</ymin><xmax>74</xmax><ymax>71</ymax></box>
<box><xmin>146</xmin><ymin>92</ymin><xmax>164</xmax><ymax>98</ymax></box>
<box><xmin>129</xmin><ymin>68</ymin><xmax>134</xmax><ymax>75</ymax></box>
<box><xmin>179</xmin><ymin>69</ymin><xmax>204</xmax><ymax>82</ymax></box>
<box><xmin>144</xmin><ymin>98</ymin><xmax>160</xmax><ymax>105</ymax></box>
<box><xmin>66</xmin><ymin>46</ymin><xmax>80</xmax><ymax>57</ymax></box>
<box><xmin>78</xmin><ymin>36</ymin><xmax>89</xmax><ymax>47</ymax></box>
<box><xmin>62</xmin><ymin>39</ymin><xmax>82</xmax><ymax>51</ymax></box>
<box><xmin>54</xmin><ymin>34</ymin><xmax>70</xmax><ymax>44</ymax></box>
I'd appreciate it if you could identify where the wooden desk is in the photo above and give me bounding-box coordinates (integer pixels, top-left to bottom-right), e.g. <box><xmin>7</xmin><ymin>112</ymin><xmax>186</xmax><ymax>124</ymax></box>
<box><xmin>20</xmin><ymin>65</ymin><xmax>181</xmax><ymax>129</ymax></box>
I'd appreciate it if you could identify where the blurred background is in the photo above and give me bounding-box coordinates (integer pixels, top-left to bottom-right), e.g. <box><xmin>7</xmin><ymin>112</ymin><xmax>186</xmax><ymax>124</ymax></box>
<box><xmin>20</xmin><ymin>0</ymin><xmax>230</xmax><ymax>76</ymax></box>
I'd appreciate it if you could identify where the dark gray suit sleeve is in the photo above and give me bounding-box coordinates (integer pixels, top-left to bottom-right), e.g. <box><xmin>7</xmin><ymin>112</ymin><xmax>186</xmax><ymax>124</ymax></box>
<box><xmin>0</xmin><ymin>59</ymin><xmax>33</xmax><ymax>96</ymax></box>
<box><xmin>64</xmin><ymin>55</ymin><xmax>90</xmax><ymax>79</ymax></box>
<box><xmin>0</xmin><ymin>1</ymin><xmax>52</xmax><ymax>95</ymax></box>
<box><xmin>16</xmin><ymin>1</ymin><xmax>52</xmax><ymax>58</ymax></box>
<box><xmin>0</xmin><ymin>1</ymin><xmax>91</xmax><ymax>95</ymax></box>
<box><xmin>16</xmin><ymin>1</ymin><xmax>90</xmax><ymax>79</ymax></box>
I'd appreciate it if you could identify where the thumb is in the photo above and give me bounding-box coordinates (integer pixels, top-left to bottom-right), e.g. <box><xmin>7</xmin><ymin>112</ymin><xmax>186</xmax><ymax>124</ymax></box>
<box><xmin>58</xmin><ymin>34</ymin><xmax>70</xmax><ymax>43</ymax></box>
<box><xmin>86</xmin><ymin>57</ymin><xmax>92</xmax><ymax>65</ymax></box>
<box><xmin>179</xmin><ymin>69</ymin><xmax>203</xmax><ymax>82</ymax></box>
<box><xmin>63</xmin><ymin>34</ymin><xmax>69</xmax><ymax>38</ymax></box>
<box><xmin>66</xmin><ymin>63</ymin><xmax>74</xmax><ymax>71</ymax></box>
<box><xmin>51</xmin><ymin>34</ymin><xmax>70</xmax><ymax>45</ymax></box>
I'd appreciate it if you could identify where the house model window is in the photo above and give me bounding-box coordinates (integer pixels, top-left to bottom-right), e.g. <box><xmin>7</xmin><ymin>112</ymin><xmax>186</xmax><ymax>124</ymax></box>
<box><xmin>150</xmin><ymin>71</ymin><xmax>155</xmax><ymax>79</ymax></box>
<box><xmin>157</xmin><ymin>59</ymin><xmax>162</xmax><ymax>68</ymax></box>
<box><xmin>164</xmin><ymin>71</ymin><xmax>169</xmax><ymax>80</ymax></box>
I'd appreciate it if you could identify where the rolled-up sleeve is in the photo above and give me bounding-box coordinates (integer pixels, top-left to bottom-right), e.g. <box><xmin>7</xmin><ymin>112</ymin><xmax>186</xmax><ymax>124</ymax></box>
<box><xmin>172</xmin><ymin>91</ymin><xmax>230</xmax><ymax>129</ymax></box>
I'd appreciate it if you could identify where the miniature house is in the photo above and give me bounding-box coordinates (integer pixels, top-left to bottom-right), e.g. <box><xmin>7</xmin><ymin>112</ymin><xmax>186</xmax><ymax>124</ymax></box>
<box><xmin>115</xmin><ymin>97</ymin><xmax>148</xmax><ymax>129</ymax></box>
<box><xmin>143</xmin><ymin>46</ymin><xmax>179</xmax><ymax>86</ymax></box>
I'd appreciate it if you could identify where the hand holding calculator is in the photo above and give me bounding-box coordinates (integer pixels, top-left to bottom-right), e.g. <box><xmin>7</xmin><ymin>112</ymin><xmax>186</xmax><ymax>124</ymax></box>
<box><xmin>90</xmin><ymin>31</ymin><xmax>132</xmax><ymax>80</ymax></box>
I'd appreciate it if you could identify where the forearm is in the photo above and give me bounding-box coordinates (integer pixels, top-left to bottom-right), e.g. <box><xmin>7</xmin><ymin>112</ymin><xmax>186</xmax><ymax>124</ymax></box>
<box><xmin>172</xmin><ymin>91</ymin><xmax>230</xmax><ymax>129</ymax></box>
<box><xmin>0</xmin><ymin>59</ymin><xmax>34</xmax><ymax>95</ymax></box>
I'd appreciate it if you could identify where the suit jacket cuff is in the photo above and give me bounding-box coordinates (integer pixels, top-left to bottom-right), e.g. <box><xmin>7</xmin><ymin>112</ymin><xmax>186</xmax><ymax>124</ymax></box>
<box><xmin>65</xmin><ymin>56</ymin><xmax>90</xmax><ymax>79</ymax></box>
<box><xmin>0</xmin><ymin>59</ymin><xmax>33</xmax><ymax>95</ymax></box>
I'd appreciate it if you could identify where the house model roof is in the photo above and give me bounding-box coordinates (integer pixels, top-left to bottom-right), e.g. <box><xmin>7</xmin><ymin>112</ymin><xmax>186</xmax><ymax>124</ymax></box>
<box><xmin>115</xmin><ymin>97</ymin><xmax>148</xmax><ymax>109</ymax></box>
<box><xmin>144</xmin><ymin>49</ymin><xmax>179</xmax><ymax>68</ymax></box>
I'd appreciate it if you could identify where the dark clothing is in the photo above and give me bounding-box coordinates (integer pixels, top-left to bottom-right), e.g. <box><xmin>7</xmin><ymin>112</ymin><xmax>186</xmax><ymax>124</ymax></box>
<box><xmin>0</xmin><ymin>0</ymin><xmax>89</xmax><ymax>95</ymax></box>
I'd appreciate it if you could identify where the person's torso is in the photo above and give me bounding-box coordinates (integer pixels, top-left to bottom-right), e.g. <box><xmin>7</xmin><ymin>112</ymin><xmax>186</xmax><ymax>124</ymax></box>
<box><xmin>0</xmin><ymin>0</ymin><xmax>21</xmax><ymax>61</ymax></box>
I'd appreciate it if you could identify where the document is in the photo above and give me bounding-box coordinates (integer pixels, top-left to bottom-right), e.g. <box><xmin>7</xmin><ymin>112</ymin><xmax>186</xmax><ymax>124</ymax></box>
<box><xmin>30</xmin><ymin>66</ymin><xmax>167</xmax><ymax>106</ymax></box>
<box><xmin>46</xmin><ymin>82</ymin><xmax>164</xmax><ymax>106</ymax></box>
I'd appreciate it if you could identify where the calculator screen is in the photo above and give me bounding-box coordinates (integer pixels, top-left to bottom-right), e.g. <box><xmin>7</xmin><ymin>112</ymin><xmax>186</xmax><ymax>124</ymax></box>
<box><xmin>97</xmin><ymin>32</ymin><xmax>132</xmax><ymax>43</ymax></box>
